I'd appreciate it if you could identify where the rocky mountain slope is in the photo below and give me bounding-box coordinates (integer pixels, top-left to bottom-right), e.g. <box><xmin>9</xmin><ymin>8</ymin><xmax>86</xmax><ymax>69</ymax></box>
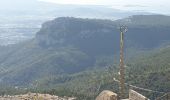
<box><xmin>0</xmin><ymin>15</ymin><xmax>169</xmax><ymax>99</ymax></box>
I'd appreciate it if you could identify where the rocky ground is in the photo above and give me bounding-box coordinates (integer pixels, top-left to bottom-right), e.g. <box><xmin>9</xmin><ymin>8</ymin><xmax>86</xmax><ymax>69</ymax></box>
<box><xmin>0</xmin><ymin>93</ymin><xmax>76</xmax><ymax>100</ymax></box>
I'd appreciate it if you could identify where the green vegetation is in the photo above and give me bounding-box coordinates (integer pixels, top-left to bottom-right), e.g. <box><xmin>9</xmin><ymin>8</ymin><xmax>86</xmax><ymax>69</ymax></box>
<box><xmin>0</xmin><ymin>15</ymin><xmax>169</xmax><ymax>99</ymax></box>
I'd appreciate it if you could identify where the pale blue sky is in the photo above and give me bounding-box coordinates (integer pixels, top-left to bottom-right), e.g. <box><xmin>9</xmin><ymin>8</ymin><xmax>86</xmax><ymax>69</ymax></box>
<box><xmin>38</xmin><ymin>0</ymin><xmax>168</xmax><ymax>6</ymax></box>
<box><xmin>0</xmin><ymin>0</ymin><xmax>170</xmax><ymax>15</ymax></box>
<box><xmin>39</xmin><ymin>0</ymin><xmax>170</xmax><ymax>14</ymax></box>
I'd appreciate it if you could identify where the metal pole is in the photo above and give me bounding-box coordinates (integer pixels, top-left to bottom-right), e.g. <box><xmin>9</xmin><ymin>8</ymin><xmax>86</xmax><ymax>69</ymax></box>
<box><xmin>119</xmin><ymin>26</ymin><xmax>127</xmax><ymax>99</ymax></box>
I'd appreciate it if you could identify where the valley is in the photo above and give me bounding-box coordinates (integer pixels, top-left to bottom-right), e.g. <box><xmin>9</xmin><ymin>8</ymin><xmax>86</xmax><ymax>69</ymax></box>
<box><xmin>0</xmin><ymin>15</ymin><xmax>169</xmax><ymax>99</ymax></box>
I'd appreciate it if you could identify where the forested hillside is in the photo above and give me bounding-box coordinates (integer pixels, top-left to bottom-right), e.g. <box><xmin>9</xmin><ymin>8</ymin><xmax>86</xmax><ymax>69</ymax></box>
<box><xmin>0</xmin><ymin>15</ymin><xmax>169</xmax><ymax>99</ymax></box>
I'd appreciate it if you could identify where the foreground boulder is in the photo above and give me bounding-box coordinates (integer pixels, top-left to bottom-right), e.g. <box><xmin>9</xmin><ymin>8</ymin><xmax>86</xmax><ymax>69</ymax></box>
<box><xmin>96</xmin><ymin>90</ymin><xmax>117</xmax><ymax>100</ymax></box>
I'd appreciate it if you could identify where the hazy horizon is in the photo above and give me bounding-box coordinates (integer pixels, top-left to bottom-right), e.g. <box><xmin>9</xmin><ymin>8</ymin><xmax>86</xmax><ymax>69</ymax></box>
<box><xmin>0</xmin><ymin>0</ymin><xmax>169</xmax><ymax>45</ymax></box>
<box><xmin>0</xmin><ymin>0</ymin><xmax>169</xmax><ymax>15</ymax></box>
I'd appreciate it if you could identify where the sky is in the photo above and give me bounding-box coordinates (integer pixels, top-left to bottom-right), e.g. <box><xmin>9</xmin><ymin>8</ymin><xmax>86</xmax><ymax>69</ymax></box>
<box><xmin>0</xmin><ymin>0</ymin><xmax>170</xmax><ymax>14</ymax></box>
<box><xmin>38</xmin><ymin>0</ymin><xmax>168</xmax><ymax>6</ymax></box>
<box><xmin>38</xmin><ymin>0</ymin><xmax>170</xmax><ymax>14</ymax></box>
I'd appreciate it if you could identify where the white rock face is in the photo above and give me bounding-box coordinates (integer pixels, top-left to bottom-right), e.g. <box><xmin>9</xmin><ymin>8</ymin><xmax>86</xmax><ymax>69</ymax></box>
<box><xmin>96</xmin><ymin>90</ymin><xmax>117</xmax><ymax>100</ymax></box>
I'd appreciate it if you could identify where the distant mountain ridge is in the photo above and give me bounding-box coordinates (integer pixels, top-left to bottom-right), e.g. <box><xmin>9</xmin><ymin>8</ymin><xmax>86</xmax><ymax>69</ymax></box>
<box><xmin>0</xmin><ymin>15</ymin><xmax>170</xmax><ymax>87</ymax></box>
<box><xmin>117</xmin><ymin>15</ymin><xmax>170</xmax><ymax>27</ymax></box>
<box><xmin>36</xmin><ymin>15</ymin><xmax>170</xmax><ymax>51</ymax></box>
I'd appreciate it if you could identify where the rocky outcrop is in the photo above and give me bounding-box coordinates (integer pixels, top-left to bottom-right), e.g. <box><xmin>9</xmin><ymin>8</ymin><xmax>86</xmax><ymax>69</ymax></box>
<box><xmin>36</xmin><ymin>17</ymin><xmax>117</xmax><ymax>48</ymax></box>
<box><xmin>0</xmin><ymin>93</ymin><xmax>76</xmax><ymax>100</ymax></box>
<box><xmin>96</xmin><ymin>90</ymin><xmax>117</xmax><ymax>100</ymax></box>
